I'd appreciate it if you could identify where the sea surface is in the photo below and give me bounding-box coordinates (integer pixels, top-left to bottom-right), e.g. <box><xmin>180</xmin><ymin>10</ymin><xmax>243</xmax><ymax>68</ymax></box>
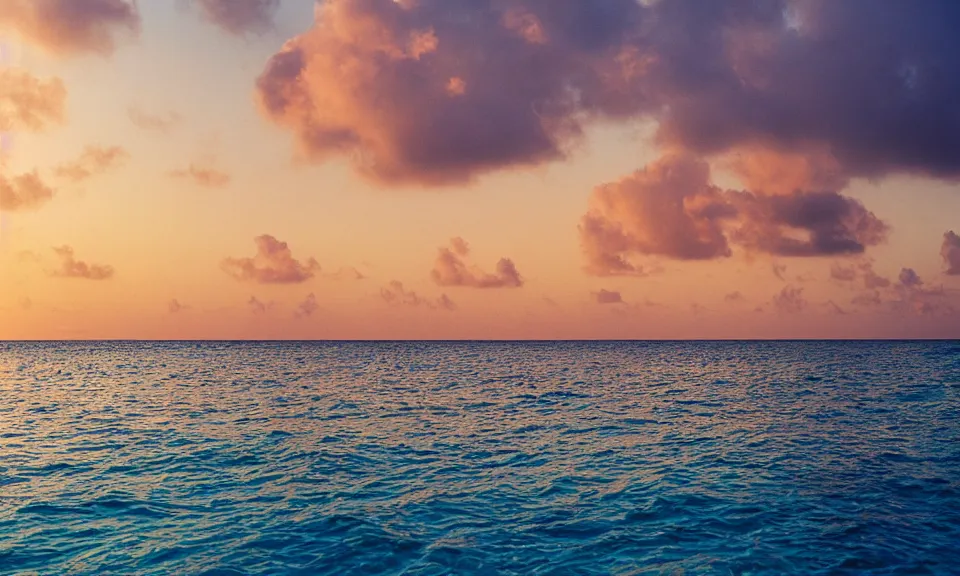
<box><xmin>0</xmin><ymin>341</ymin><xmax>959</xmax><ymax>575</ymax></box>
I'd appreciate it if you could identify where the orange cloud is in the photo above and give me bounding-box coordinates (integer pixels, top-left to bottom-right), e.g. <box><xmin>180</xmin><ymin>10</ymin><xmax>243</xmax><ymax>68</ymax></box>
<box><xmin>772</xmin><ymin>286</ymin><xmax>806</xmax><ymax>314</ymax></box>
<box><xmin>0</xmin><ymin>0</ymin><xmax>140</xmax><ymax>57</ymax></box>
<box><xmin>222</xmin><ymin>235</ymin><xmax>320</xmax><ymax>284</ymax></box>
<box><xmin>193</xmin><ymin>0</ymin><xmax>279</xmax><ymax>36</ymax></box>
<box><xmin>942</xmin><ymin>231</ymin><xmax>960</xmax><ymax>276</ymax></box>
<box><xmin>167</xmin><ymin>299</ymin><xmax>189</xmax><ymax>314</ymax></box>
<box><xmin>54</xmin><ymin>145</ymin><xmax>127</xmax><ymax>183</ymax></box>
<box><xmin>50</xmin><ymin>246</ymin><xmax>114</xmax><ymax>280</ymax></box>
<box><xmin>0</xmin><ymin>70</ymin><xmax>66</xmax><ymax>132</ymax></box>
<box><xmin>293</xmin><ymin>293</ymin><xmax>318</xmax><ymax>319</ymax></box>
<box><xmin>380</xmin><ymin>281</ymin><xmax>456</xmax><ymax>311</ymax></box>
<box><xmin>430</xmin><ymin>237</ymin><xmax>523</xmax><ymax>289</ymax></box>
<box><xmin>0</xmin><ymin>171</ymin><xmax>55</xmax><ymax>212</ymax></box>
<box><xmin>127</xmin><ymin>106</ymin><xmax>180</xmax><ymax>132</ymax></box>
<box><xmin>170</xmin><ymin>163</ymin><xmax>231</xmax><ymax>188</ymax></box>
<box><xmin>247</xmin><ymin>296</ymin><xmax>272</xmax><ymax>314</ymax></box>
<box><xmin>592</xmin><ymin>289</ymin><xmax>624</xmax><ymax>305</ymax></box>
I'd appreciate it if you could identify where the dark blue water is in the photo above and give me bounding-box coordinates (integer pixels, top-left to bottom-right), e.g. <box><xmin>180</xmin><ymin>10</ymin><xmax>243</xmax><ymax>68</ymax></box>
<box><xmin>1</xmin><ymin>341</ymin><xmax>958</xmax><ymax>575</ymax></box>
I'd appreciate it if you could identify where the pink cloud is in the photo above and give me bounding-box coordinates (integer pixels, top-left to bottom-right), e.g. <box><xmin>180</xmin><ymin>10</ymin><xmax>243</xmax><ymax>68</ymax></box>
<box><xmin>0</xmin><ymin>171</ymin><xmax>55</xmax><ymax>212</ymax></box>
<box><xmin>170</xmin><ymin>163</ymin><xmax>231</xmax><ymax>189</ymax></box>
<box><xmin>222</xmin><ymin>235</ymin><xmax>320</xmax><ymax>284</ymax></box>
<box><xmin>192</xmin><ymin>0</ymin><xmax>279</xmax><ymax>36</ymax></box>
<box><xmin>54</xmin><ymin>145</ymin><xmax>127</xmax><ymax>183</ymax></box>
<box><xmin>942</xmin><ymin>231</ymin><xmax>960</xmax><ymax>275</ymax></box>
<box><xmin>127</xmin><ymin>106</ymin><xmax>180</xmax><ymax>132</ymax></box>
<box><xmin>0</xmin><ymin>0</ymin><xmax>140</xmax><ymax>57</ymax></box>
<box><xmin>293</xmin><ymin>293</ymin><xmax>318</xmax><ymax>319</ymax></box>
<box><xmin>592</xmin><ymin>289</ymin><xmax>624</xmax><ymax>305</ymax></box>
<box><xmin>772</xmin><ymin>286</ymin><xmax>807</xmax><ymax>314</ymax></box>
<box><xmin>381</xmin><ymin>281</ymin><xmax>456</xmax><ymax>311</ymax></box>
<box><xmin>0</xmin><ymin>70</ymin><xmax>66</xmax><ymax>132</ymax></box>
<box><xmin>50</xmin><ymin>246</ymin><xmax>114</xmax><ymax>280</ymax></box>
<box><xmin>430</xmin><ymin>238</ymin><xmax>523</xmax><ymax>289</ymax></box>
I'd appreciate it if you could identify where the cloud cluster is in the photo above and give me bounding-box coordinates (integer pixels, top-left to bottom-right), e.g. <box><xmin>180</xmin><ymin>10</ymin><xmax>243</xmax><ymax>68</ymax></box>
<box><xmin>0</xmin><ymin>70</ymin><xmax>66</xmax><ymax>132</ymax></box>
<box><xmin>381</xmin><ymin>281</ymin><xmax>456</xmax><ymax>311</ymax></box>
<box><xmin>193</xmin><ymin>0</ymin><xmax>279</xmax><ymax>36</ymax></box>
<box><xmin>579</xmin><ymin>154</ymin><xmax>887</xmax><ymax>274</ymax></box>
<box><xmin>942</xmin><ymin>231</ymin><xmax>960</xmax><ymax>276</ymax></box>
<box><xmin>170</xmin><ymin>163</ymin><xmax>231</xmax><ymax>188</ymax></box>
<box><xmin>50</xmin><ymin>246</ymin><xmax>114</xmax><ymax>280</ymax></box>
<box><xmin>293</xmin><ymin>293</ymin><xmax>318</xmax><ymax>318</ymax></box>
<box><xmin>430</xmin><ymin>237</ymin><xmax>523</xmax><ymax>288</ymax></box>
<box><xmin>0</xmin><ymin>0</ymin><xmax>140</xmax><ymax>56</ymax></box>
<box><xmin>1</xmin><ymin>171</ymin><xmax>55</xmax><ymax>212</ymax></box>
<box><xmin>772</xmin><ymin>286</ymin><xmax>807</xmax><ymax>314</ymax></box>
<box><xmin>592</xmin><ymin>289</ymin><xmax>623</xmax><ymax>305</ymax></box>
<box><xmin>222</xmin><ymin>235</ymin><xmax>320</xmax><ymax>284</ymax></box>
<box><xmin>256</xmin><ymin>0</ymin><xmax>960</xmax><ymax>188</ymax></box>
<box><xmin>55</xmin><ymin>145</ymin><xmax>127</xmax><ymax>183</ymax></box>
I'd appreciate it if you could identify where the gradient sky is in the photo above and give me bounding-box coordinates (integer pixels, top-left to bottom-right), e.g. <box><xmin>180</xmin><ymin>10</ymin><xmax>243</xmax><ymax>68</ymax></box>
<box><xmin>1</xmin><ymin>0</ymin><xmax>959</xmax><ymax>339</ymax></box>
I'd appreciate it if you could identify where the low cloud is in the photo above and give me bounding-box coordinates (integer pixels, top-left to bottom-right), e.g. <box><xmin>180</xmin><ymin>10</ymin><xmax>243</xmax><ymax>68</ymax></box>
<box><xmin>55</xmin><ymin>145</ymin><xmax>127</xmax><ymax>183</ymax></box>
<box><xmin>0</xmin><ymin>0</ymin><xmax>141</xmax><ymax>56</ymax></box>
<box><xmin>222</xmin><ymin>235</ymin><xmax>320</xmax><ymax>284</ymax></box>
<box><xmin>192</xmin><ymin>0</ymin><xmax>279</xmax><ymax>36</ymax></box>
<box><xmin>592</xmin><ymin>289</ymin><xmax>624</xmax><ymax>305</ymax></box>
<box><xmin>430</xmin><ymin>237</ymin><xmax>523</xmax><ymax>289</ymax></box>
<box><xmin>381</xmin><ymin>281</ymin><xmax>456</xmax><ymax>311</ymax></box>
<box><xmin>0</xmin><ymin>70</ymin><xmax>66</xmax><ymax>132</ymax></box>
<box><xmin>170</xmin><ymin>162</ymin><xmax>231</xmax><ymax>188</ymax></box>
<box><xmin>247</xmin><ymin>296</ymin><xmax>272</xmax><ymax>314</ymax></box>
<box><xmin>772</xmin><ymin>286</ymin><xmax>807</xmax><ymax>314</ymax></box>
<box><xmin>724</xmin><ymin>291</ymin><xmax>745</xmax><ymax>303</ymax></box>
<box><xmin>50</xmin><ymin>246</ymin><xmax>114</xmax><ymax>280</ymax></box>
<box><xmin>0</xmin><ymin>171</ymin><xmax>55</xmax><ymax>212</ymax></box>
<box><xmin>168</xmin><ymin>299</ymin><xmax>189</xmax><ymax>314</ymax></box>
<box><xmin>128</xmin><ymin>107</ymin><xmax>180</xmax><ymax>132</ymax></box>
<box><xmin>942</xmin><ymin>231</ymin><xmax>960</xmax><ymax>275</ymax></box>
<box><xmin>293</xmin><ymin>293</ymin><xmax>318</xmax><ymax>318</ymax></box>
<box><xmin>579</xmin><ymin>154</ymin><xmax>887</xmax><ymax>275</ymax></box>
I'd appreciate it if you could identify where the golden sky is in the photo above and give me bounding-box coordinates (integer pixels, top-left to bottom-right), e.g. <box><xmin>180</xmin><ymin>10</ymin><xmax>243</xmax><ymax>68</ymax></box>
<box><xmin>1</xmin><ymin>0</ymin><xmax>959</xmax><ymax>339</ymax></box>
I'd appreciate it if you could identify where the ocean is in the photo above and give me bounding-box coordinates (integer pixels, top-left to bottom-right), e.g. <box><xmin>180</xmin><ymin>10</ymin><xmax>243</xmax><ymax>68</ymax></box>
<box><xmin>0</xmin><ymin>341</ymin><xmax>958</xmax><ymax>575</ymax></box>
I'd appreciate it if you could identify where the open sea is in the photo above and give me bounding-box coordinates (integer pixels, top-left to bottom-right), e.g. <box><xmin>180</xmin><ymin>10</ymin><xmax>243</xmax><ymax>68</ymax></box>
<box><xmin>0</xmin><ymin>341</ymin><xmax>959</xmax><ymax>575</ymax></box>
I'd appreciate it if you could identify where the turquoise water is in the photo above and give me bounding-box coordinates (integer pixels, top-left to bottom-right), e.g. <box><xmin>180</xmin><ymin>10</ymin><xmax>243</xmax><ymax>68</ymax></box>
<box><xmin>1</xmin><ymin>341</ymin><xmax>958</xmax><ymax>575</ymax></box>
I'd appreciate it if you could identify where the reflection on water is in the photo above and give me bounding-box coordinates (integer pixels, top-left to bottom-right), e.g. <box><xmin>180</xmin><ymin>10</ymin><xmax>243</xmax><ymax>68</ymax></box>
<box><xmin>0</xmin><ymin>341</ymin><xmax>958</xmax><ymax>575</ymax></box>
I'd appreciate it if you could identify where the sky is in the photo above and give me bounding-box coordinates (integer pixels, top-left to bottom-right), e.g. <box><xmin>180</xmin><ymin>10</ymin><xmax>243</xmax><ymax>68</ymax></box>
<box><xmin>0</xmin><ymin>0</ymin><xmax>959</xmax><ymax>340</ymax></box>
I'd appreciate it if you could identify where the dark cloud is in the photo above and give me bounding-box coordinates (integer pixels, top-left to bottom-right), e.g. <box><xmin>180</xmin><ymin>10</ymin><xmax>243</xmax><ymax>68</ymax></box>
<box><xmin>55</xmin><ymin>145</ymin><xmax>127</xmax><ymax>183</ymax></box>
<box><xmin>293</xmin><ymin>293</ymin><xmax>318</xmax><ymax>319</ymax></box>
<box><xmin>193</xmin><ymin>0</ymin><xmax>279</xmax><ymax>36</ymax></box>
<box><xmin>256</xmin><ymin>0</ymin><xmax>960</xmax><ymax>187</ymax></box>
<box><xmin>592</xmin><ymin>289</ymin><xmax>623</xmax><ymax>305</ymax></box>
<box><xmin>0</xmin><ymin>70</ymin><xmax>66</xmax><ymax>132</ymax></box>
<box><xmin>170</xmin><ymin>163</ymin><xmax>231</xmax><ymax>188</ymax></box>
<box><xmin>381</xmin><ymin>281</ymin><xmax>456</xmax><ymax>311</ymax></box>
<box><xmin>1</xmin><ymin>171</ymin><xmax>55</xmax><ymax>212</ymax></box>
<box><xmin>0</xmin><ymin>0</ymin><xmax>140</xmax><ymax>56</ymax></box>
<box><xmin>898</xmin><ymin>268</ymin><xmax>923</xmax><ymax>288</ymax></box>
<box><xmin>772</xmin><ymin>285</ymin><xmax>806</xmax><ymax>314</ymax></box>
<box><xmin>222</xmin><ymin>235</ymin><xmax>320</xmax><ymax>284</ymax></box>
<box><xmin>892</xmin><ymin>268</ymin><xmax>952</xmax><ymax>316</ymax></box>
<box><xmin>430</xmin><ymin>237</ymin><xmax>524</xmax><ymax>288</ymax></box>
<box><xmin>942</xmin><ymin>231</ymin><xmax>960</xmax><ymax>275</ymax></box>
<box><xmin>50</xmin><ymin>246</ymin><xmax>114</xmax><ymax>280</ymax></box>
<box><xmin>128</xmin><ymin>107</ymin><xmax>180</xmax><ymax>132</ymax></box>
<box><xmin>579</xmin><ymin>154</ymin><xmax>887</xmax><ymax>273</ymax></box>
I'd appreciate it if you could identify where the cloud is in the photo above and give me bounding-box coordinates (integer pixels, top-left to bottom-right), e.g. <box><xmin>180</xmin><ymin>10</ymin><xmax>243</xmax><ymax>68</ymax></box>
<box><xmin>592</xmin><ymin>289</ymin><xmax>624</xmax><ymax>305</ymax></box>
<box><xmin>192</xmin><ymin>0</ymin><xmax>279</xmax><ymax>36</ymax></box>
<box><xmin>0</xmin><ymin>0</ymin><xmax>140</xmax><ymax>56</ymax></box>
<box><xmin>168</xmin><ymin>299</ymin><xmax>189</xmax><ymax>314</ymax></box>
<box><xmin>942</xmin><ymin>231</ymin><xmax>960</xmax><ymax>275</ymax></box>
<box><xmin>127</xmin><ymin>106</ymin><xmax>180</xmax><ymax>132</ymax></box>
<box><xmin>247</xmin><ymin>296</ymin><xmax>272</xmax><ymax>314</ymax></box>
<box><xmin>50</xmin><ymin>246</ymin><xmax>114</xmax><ymax>280</ymax></box>
<box><xmin>772</xmin><ymin>285</ymin><xmax>806</xmax><ymax>314</ymax></box>
<box><xmin>892</xmin><ymin>268</ymin><xmax>953</xmax><ymax>316</ymax></box>
<box><xmin>293</xmin><ymin>293</ymin><xmax>318</xmax><ymax>318</ymax></box>
<box><xmin>380</xmin><ymin>280</ymin><xmax>456</xmax><ymax>311</ymax></box>
<box><xmin>724</xmin><ymin>291</ymin><xmax>744</xmax><ymax>302</ymax></box>
<box><xmin>170</xmin><ymin>163</ymin><xmax>231</xmax><ymax>188</ymax></box>
<box><xmin>255</xmin><ymin>1</ymin><xmax>960</xmax><ymax>189</ymax></box>
<box><xmin>0</xmin><ymin>171</ymin><xmax>55</xmax><ymax>212</ymax></box>
<box><xmin>772</xmin><ymin>263</ymin><xmax>787</xmax><ymax>281</ymax></box>
<box><xmin>54</xmin><ymin>145</ymin><xmax>127</xmax><ymax>183</ymax></box>
<box><xmin>222</xmin><ymin>235</ymin><xmax>320</xmax><ymax>284</ymax></box>
<box><xmin>0</xmin><ymin>70</ymin><xmax>66</xmax><ymax>132</ymax></box>
<box><xmin>579</xmin><ymin>153</ymin><xmax>887</xmax><ymax>274</ymax></box>
<box><xmin>898</xmin><ymin>268</ymin><xmax>923</xmax><ymax>288</ymax></box>
<box><xmin>430</xmin><ymin>237</ymin><xmax>524</xmax><ymax>288</ymax></box>
<box><xmin>830</xmin><ymin>263</ymin><xmax>857</xmax><ymax>282</ymax></box>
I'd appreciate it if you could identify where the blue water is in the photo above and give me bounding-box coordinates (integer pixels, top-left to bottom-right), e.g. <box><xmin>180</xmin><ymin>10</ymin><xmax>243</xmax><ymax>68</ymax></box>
<box><xmin>1</xmin><ymin>341</ymin><xmax>959</xmax><ymax>575</ymax></box>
